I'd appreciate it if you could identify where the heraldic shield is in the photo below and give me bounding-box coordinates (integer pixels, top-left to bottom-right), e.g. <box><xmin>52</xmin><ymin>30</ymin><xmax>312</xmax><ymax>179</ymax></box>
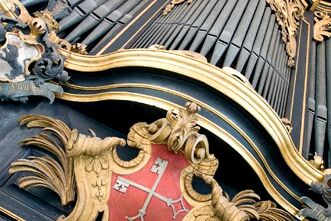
<box><xmin>109</xmin><ymin>144</ymin><xmax>191</xmax><ymax>221</ymax></box>
<box><xmin>9</xmin><ymin>102</ymin><xmax>293</xmax><ymax>221</ymax></box>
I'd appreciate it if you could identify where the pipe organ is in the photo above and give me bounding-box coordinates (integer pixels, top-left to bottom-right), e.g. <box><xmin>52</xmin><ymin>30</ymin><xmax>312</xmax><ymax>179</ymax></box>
<box><xmin>0</xmin><ymin>0</ymin><xmax>331</xmax><ymax>220</ymax></box>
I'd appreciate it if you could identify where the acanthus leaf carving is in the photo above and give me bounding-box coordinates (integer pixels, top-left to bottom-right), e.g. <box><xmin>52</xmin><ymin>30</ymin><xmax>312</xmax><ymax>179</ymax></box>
<box><xmin>9</xmin><ymin>114</ymin><xmax>75</xmax><ymax>205</ymax></box>
<box><xmin>314</xmin><ymin>11</ymin><xmax>331</xmax><ymax>42</ymax></box>
<box><xmin>184</xmin><ymin>175</ymin><xmax>293</xmax><ymax>221</ymax></box>
<box><xmin>266</xmin><ymin>0</ymin><xmax>305</xmax><ymax>67</ymax></box>
<box><xmin>8</xmin><ymin>103</ymin><xmax>294</xmax><ymax>221</ymax></box>
<box><xmin>9</xmin><ymin>114</ymin><xmax>126</xmax><ymax>221</ymax></box>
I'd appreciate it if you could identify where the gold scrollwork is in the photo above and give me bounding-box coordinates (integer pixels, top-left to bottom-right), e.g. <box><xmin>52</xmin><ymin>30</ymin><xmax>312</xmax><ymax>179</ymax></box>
<box><xmin>313</xmin><ymin>11</ymin><xmax>331</xmax><ymax>41</ymax></box>
<box><xmin>281</xmin><ymin>118</ymin><xmax>293</xmax><ymax>134</ymax></box>
<box><xmin>8</xmin><ymin>103</ymin><xmax>294</xmax><ymax>221</ymax></box>
<box><xmin>129</xmin><ymin>102</ymin><xmax>210</xmax><ymax>164</ymax></box>
<box><xmin>266</xmin><ymin>0</ymin><xmax>305</xmax><ymax>67</ymax></box>
<box><xmin>9</xmin><ymin>114</ymin><xmax>126</xmax><ymax>220</ymax></box>
<box><xmin>111</xmin><ymin>122</ymin><xmax>152</xmax><ymax>169</ymax></box>
<box><xmin>56</xmin><ymin>49</ymin><xmax>323</xmax><ymax>188</ymax></box>
<box><xmin>125</xmin><ymin>102</ymin><xmax>293</xmax><ymax>221</ymax></box>
<box><xmin>0</xmin><ymin>0</ymin><xmax>87</xmax><ymax>55</ymax></box>
<box><xmin>182</xmin><ymin>155</ymin><xmax>219</xmax><ymax>203</ymax></box>
<box><xmin>184</xmin><ymin>178</ymin><xmax>294</xmax><ymax>221</ymax></box>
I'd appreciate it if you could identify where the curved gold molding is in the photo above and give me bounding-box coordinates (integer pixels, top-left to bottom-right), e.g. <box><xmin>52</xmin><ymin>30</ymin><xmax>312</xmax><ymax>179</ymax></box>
<box><xmin>0</xmin><ymin>206</ymin><xmax>25</xmax><ymax>221</ymax></box>
<box><xmin>58</xmin><ymin>49</ymin><xmax>323</xmax><ymax>185</ymax></box>
<box><xmin>60</xmin><ymin>82</ymin><xmax>301</xmax><ymax>203</ymax></box>
<box><xmin>57</xmin><ymin>91</ymin><xmax>304</xmax><ymax>218</ymax></box>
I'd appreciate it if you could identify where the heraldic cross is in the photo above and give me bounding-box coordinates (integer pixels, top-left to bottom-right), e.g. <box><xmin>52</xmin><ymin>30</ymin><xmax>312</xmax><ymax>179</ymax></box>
<box><xmin>113</xmin><ymin>158</ymin><xmax>188</xmax><ymax>221</ymax></box>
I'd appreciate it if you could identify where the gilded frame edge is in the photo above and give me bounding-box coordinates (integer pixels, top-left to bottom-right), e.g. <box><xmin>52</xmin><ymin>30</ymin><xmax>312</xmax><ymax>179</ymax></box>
<box><xmin>59</xmin><ymin>49</ymin><xmax>323</xmax><ymax>185</ymax></box>
<box><xmin>56</xmin><ymin>92</ymin><xmax>302</xmax><ymax>218</ymax></box>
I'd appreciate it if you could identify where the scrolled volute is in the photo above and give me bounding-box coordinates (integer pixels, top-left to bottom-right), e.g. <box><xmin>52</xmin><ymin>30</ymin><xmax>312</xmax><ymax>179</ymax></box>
<box><xmin>130</xmin><ymin>102</ymin><xmax>209</xmax><ymax>164</ymax></box>
<box><xmin>7</xmin><ymin>104</ymin><xmax>295</xmax><ymax>221</ymax></box>
<box><xmin>66</xmin><ymin>128</ymin><xmax>126</xmax><ymax>157</ymax></box>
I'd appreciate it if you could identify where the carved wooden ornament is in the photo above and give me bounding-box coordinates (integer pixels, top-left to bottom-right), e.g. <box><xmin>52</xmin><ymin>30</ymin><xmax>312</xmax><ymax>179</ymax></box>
<box><xmin>9</xmin><ymin>102</ymin><xmax>293</xmax><ymax>221</ymax></box>
<box><xmin>314</xmin><ymin>11</ymin><xmax>331</xmax><ymax>41</ymax></box>
<box><xmin>266</xmin><ymin>0</ymin><xmax>305</xmax><ymax>67</ymax></box>
<box><xmin>163</xmin><ymin>0</ymin><xmax>193</xmax><ymax>15</ymax></box>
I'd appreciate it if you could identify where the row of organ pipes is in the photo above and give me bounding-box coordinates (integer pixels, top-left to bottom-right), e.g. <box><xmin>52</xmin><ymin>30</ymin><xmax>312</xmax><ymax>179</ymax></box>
<box><xmin>17</xmin><ymin>0</ymin><xmax>331</xmax><ymax>168</ymax></box>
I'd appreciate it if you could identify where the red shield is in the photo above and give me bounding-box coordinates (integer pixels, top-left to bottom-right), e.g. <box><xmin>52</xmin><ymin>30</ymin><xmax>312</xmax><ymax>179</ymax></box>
<box><xmin>108</xmin><ymin>144</ymin><xmax>192</xmax><ymax>221</ymax></box>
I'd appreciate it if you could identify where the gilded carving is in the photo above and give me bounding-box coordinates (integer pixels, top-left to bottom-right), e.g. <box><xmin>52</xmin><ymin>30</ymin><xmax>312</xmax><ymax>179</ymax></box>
<box><xmin>163</xmin><ymin>0</ymin><xmax>193</xmax><ymax>15</ymax></box>
<box><xmin>183</xmin><ymin>155</ymin><xmax>218</xmax><ymax>202</ymax></box>
<box><xmin>281</xmin><ymin>118</ymin><xmax>293</xmax><ymax>133</ymax></box>
<box><xmin>9</xmin><ymin>103</ymin><xmax>293</xmax><ymax>221</ymax></box>
<box><xmin>266</xmin><ymin>0</ymin><xmax>305</xmax><ymax>67</ymax></box>
<box><xmin>184</xmin><ymin>178</ymin><xmax>293</xmax><ymax>221</ymax></box>
<box><xmin>314</xmin><ymin>11</ymin><xmax>331</xmax><ymax>41</ymax></box>
<box><xmin>9</xmin><ymin>114</ymin><xmax>126</xmax><ymax>221</ymax></box>
<box><xmin>0</xmin><ymin>0</ymin><xmax>90</xmax><ymax>103</ymax></box>
<box><xmin>47</xmin><ymin>31</ymin><xmax>87</xmax><ymax>55</ymax></box>
<box><xmin>0</xmin><ymin>0</ymin><xmax>69</xmax><ymax>102</ymax></box>
<box><xmin>9</xmin><ymin>115</ymin><xmax>75</xmax><ymax>204</ymax></box>
<box><xmin>129</xmin><ymin>102</ymin><xmax>209</xmax><ymax>164</ymax></box>
<box><xmin>309</xmin><ymin>153</ymin><xmax>325</xmax><ymax>170</ymax></box>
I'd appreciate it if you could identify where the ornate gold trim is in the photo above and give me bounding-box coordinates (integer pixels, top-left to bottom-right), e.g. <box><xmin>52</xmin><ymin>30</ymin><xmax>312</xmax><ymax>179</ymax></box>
<box><xmin>313</xmin><ymin>11</ymin><xmax>331</xmax><ymax>41</ymax></box>
<box><xmin>9</xmin><ymin>115</ymin><xmax>127</xmax><ymax>221</ymax></box>
<box><xmin>57</xmin><ymin>91</ymin><xmax>304</xmax><ymax>218</ymax></box>
<box><xmin>60</xmin><ymin>82</ymin><xmax>301</xmax><ymax>203</ymax></box>
<box><xmin>0</xmin><ymin>206</ymin><xmax>25</xmax><ymax>221</ymax></box>
<box><xmin>311</xmin><ymin>0</ymin><xmax>322</xmax><ymax>11</ymax></box>
<box><xmin>57</xmin><ymin>49</ymin><xmax>323</xmax><ymax>186</ymax></box>
<box><xmin>0</xmin><ymin>0</ymin><xmax>87</xmax><ymax>55</ymax></box>
<box><xmin>266</xmin><ymin>0</ymin><xmax>305</xmax><ymax>67</ymax></box>
<box><xmin>8</xmin><ymin>104</ymin><xmax>293</xmax><ymax>220</ymax></box>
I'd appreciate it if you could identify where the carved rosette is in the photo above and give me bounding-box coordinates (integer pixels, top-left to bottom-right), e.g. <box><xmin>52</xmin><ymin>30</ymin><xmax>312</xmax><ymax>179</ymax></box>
<box><xmin>314</xmin><ymin>11</ymin><xmax>331</xmax><ymax>41</ymax></box>
<box><xmin>9</xmin><ymin>103</ymin><xmax>293</xmax><ymax>221</ymax></box>
<box><xmin>266</xmin><ymin>0</ymin><xmax>305</xmax><ymax>67</ymax></box>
